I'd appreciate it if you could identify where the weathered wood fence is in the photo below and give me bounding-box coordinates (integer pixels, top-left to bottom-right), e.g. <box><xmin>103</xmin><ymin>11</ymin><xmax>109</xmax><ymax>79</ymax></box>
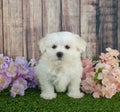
<box><xmin>0</xmin><ymin>0</ymin><xmax>120</xmax><ymax>59</ymax></box>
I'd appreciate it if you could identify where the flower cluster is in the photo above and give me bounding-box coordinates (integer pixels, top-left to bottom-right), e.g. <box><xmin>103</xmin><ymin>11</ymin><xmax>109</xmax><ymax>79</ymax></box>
<box><xmin>81</xmin><ymin>48</ymin><xmax>120</xmax><ymax>98</ymax></box>
<box><xmin>0</xmin><ymin>54</ymin><xmax>38</xmax><ymax>97</ymax></box>
<box><xmin>1</xmin><ymin>47</ymin><xmax>120</xmax><ymax>99</ymax></box>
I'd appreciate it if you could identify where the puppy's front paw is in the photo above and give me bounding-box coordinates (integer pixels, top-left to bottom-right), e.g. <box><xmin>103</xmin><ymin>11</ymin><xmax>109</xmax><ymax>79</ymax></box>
<box><xmin>40</xmin><ymin>92</ymin><xmax>57</xmax><ymax>100</ymax></box>
<box><xmin>67</xmin><ymin>92</ymin><xmax>84</xmax><ymax>99</ymax></box>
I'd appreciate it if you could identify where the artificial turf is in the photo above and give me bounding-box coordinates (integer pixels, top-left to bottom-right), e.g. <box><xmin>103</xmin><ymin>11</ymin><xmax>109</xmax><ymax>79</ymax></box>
<box><xmin>0</xmin><ymin>88</ymin><xmax>120</xmax><ymax>112</ymax></box>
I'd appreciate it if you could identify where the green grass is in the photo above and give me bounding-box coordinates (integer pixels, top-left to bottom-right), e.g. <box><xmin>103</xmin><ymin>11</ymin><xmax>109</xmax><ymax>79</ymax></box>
<box><xmin>0</xmin><ymin>89</ymin><xmax>120</xmax><ymax>112</ymax></box>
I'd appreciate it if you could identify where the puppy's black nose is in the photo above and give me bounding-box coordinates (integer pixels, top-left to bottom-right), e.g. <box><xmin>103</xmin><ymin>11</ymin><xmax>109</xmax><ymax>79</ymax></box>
<box><xmin>56</xmin><ymin>52</ymin><xmax>63</xmax><ymax>58</ymax></box>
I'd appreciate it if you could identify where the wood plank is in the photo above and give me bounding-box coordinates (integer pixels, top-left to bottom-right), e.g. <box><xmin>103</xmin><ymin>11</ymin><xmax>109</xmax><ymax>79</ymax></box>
<box><xmin>118</xmin><ymin>0</ymin><xmax>120</xmax><ymax>51</ymax></box>
<box><xmin>3</xmin><ymin>0</ymin><xmax>23</xmax><ymax>58</ymax></box>
<box><xmin>62</xmin><ymin>0</ymin><xmax>80</xmax><ymax>34</ymax></box>
<box><xmin>23</xmin><ymin>0</ymin><xmax>42</xmax><ymax>59</ymax></box>
<box><xmin>81</xmin><ymin>0</ymin><xmax>98</xmax><ymax>58</ymax></box>
<box><xmin>1</xmin><ymin>0</ymin><xmax>118</xmax><ymax>59</ymax></box>
<box><xmin>0</xmin><ymin>0</ymin><xmax>3</xmax><ymax>53</ymax></box>
<box><xmin>42</xmin><ymin>0</ymin><xmax>61</xmax><ymax>36</ymax></box>
<box><xmin>98</xmin><ymin>0</ymin><xmax>118</xmax><ymax>53</ymax></box>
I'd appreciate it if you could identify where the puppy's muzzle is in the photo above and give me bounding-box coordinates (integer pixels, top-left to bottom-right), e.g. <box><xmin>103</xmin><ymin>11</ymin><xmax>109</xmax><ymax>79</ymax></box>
<box><xmin>56</xmin><ymin>52</ymin><xmax>63</xmax><ymax>59</ymax></box>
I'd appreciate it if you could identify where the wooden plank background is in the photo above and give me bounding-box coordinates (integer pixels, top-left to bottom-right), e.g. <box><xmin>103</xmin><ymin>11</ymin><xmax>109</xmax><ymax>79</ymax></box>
<box><xmin>0</xmin><ymin>0</ymin><xmax>120</xmax><ymax>59</ymax></box>
<box><xmin>0</xmin><ymin>0</ymin><xmax>3</xmax><ymax>53</ymax></box>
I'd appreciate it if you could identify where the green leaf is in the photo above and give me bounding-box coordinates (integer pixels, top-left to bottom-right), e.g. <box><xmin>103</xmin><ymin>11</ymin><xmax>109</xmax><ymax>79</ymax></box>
<box><xmin>94</xmin><ymin>73</ymin><xmax>98</xmax><ymax>81</ymax></box>
<box><xmin>98</xmin><ymin>68</ymin><xmax>102</xmax><ymax>73</ymax></box>
<box><xmin>92</xmin><ymin>57</ymin><xmax>99</xmax><ymax>61</ymax></box>
<box><xmin>98</xmin><ymin>80</ymin><xmax>102</xmax><ymax>85</ymax></box>
<box><xmin>117</xmin><ymin>56</ymin><xmax>120</xmax><ymax>60</ymax></box>
<box><xmin>94</xmin><ymin>73</ymin><xmax>102</xmax><ymax>85</ymax></box>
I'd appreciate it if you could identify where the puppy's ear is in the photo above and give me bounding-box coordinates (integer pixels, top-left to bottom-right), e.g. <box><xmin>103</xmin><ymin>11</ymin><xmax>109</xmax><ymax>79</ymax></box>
<box><xmin>75</xmin><ymin>34</ymin><xmax>87</xmax><ymax>53</ymax></box>
<box><xmin>38</xmin><ymin>37</ymin><xmax>47</xmax><ymax>54</ymax></box>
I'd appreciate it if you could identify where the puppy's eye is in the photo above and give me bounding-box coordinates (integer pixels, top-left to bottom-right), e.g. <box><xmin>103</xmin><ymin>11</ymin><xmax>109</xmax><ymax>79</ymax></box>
<box><xmin>52</xmin><ymin>45</ymin><xmax>57</xmax><ymax>49</ymax></box>
<box><xmin>65</xmin><ymin>45</ymin><xmax>70</xmax><ymax>49</ymax></box>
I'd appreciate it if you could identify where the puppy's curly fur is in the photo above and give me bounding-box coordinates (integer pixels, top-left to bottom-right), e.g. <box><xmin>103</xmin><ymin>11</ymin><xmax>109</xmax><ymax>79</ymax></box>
<box><xmin>35</xmin><ymin>32</ymin><xmax>87</xmax><ymax>100</ymax></box>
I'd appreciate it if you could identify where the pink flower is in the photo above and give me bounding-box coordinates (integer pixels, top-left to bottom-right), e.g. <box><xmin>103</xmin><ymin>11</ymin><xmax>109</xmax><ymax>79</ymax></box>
<box><xmin>82</xmin><ymin>48</ymin><xmax>120</xmax><ymax>99</ymax></box>
<box><xmin>93</xmin><ymin>83</ymin><xmax>103</xmax><ymax>98</ymax></box>
<box><xmin>95</xmin><ymin>63</ymin><xmax>111</xmax><ymax>73</ymax></box>
<box><xmin>82</xmin><ymin>59</ymin><xmax>94</xmax><ymax>80</ymax></box>
<box><xmin>99</xmin><ymin>48</ymin><xmax>120</xmax><ymax>67</ymax></box>
<box><xmin>97</xmin><ymin>73</ymin><xmax>103</xmax><ymax>80</ymax></box>
<box><xmin>82</xmin><ymin>59</ymin><xmax>92</xmax><ymax>67</ymax></box>
<box><xmin>111</xmin><ymin>68</ymin><xmax>120</xmax><ymax>82</ymax></box>
<box><xmin>81</xmin><ymin>72</ymin><xmax>96</xmax><ymax>93</ymax></box>
<box><xmin>93</xmin><ymin>92</ymin><xmax>101</xmax><ymax>98</ymax></box>
<box><xmin>99</xmin><ymin>53</ymin><xmax>109</xmax><ymax>62</ymax></box>
<box><xmin>106</xmin><ymin>48</ymin><xmax>119</xmax><ymax>57</ymax></box>
<box><xmin>106</xmin><ymin>58</ymin><xmax>119</xmax><ymax>67</ymax></box>
<box><xmin>102</xmin><ymin>83</ymin><xmax>117</xmax><ymax>98</ymax></box>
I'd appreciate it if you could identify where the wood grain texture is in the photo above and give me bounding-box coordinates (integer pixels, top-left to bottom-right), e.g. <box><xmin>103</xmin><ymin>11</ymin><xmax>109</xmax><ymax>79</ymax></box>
<box><xmin>118</xmin><ymin>0</ymin><xmax>120</xmax><ymax>50</ymax></box>
<box><xmin>42</xmin><ymin>0</ymin><xmax>61</xmax><ymax>36</ymax></box>
<box><xmin>3</xmin><ymin>0</ymin><xmax>23</xmax><ymax>57</ymax></box>
<box><xmin>0</xmin><ymin>0</ymin><xmax>119</xmax><ymax>58</ymax></box>
<box><xmin>81</xmin><ymin>0</ymin><xmax>97</xmax><ymax>58</ymax></box>
<box><xmin>98</xmin><ymin>0</ymin><xmax>118</xmax><ymax>53</ymax></box>
<box><xmin>23</xmin><ymin>0</ymin><xmax>42</xmax><ymax>59</ymax></box>
<box><xmin>62</xmin><ymin>0</ymin><xmax>80</xmax><ymax>34</ymax></box>
<box><xmin>0</xmin><ymin>0</ymin><xmax>3</xmax><ymax>53</ymax></box>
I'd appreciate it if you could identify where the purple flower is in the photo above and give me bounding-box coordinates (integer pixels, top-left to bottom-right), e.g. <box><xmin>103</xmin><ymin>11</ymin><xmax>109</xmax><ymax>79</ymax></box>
<box><xmin>10</xmin><ymin>84</ymin><xmax>25</xmax><ymax>98</ymax></box>
<box><xmin>10</xmin><ymin>77</ymin><xmax>28</xmax><ymax>97</ymax></box>
<box><xmin>0</xmin><ymin>54</ymin><xmax>38</xmax><ymax>97</ymax></box>
<box><xmin>23</xmin><ymin>67</ymin><xmax>38</xmax><ymax>88</ymax></box>
<box><xmin>17</xmin><ymin>65</ymin><xmax>29</xmax><ymax>76</ymax></box>
<box><xmin>0</xmin><ymin>74</ymin><xmax>11</xmax><ymax>91</ymax></box>
<box><xmin>15</xmin><ymin>56</ymin><xmax>28</xmax><ymax>66</ymax></box>
<box><xmin>27</xmin><ymin>77</ymin><xmax>38</xmax><ymax>88</ymax></box>
<box><xmin>3</xmin><ymin>56</ymin><xmax>13</xmax><ymax>64</ymax></box>
<box><xmin>6</xmin><ymin>64</ymin><xmax>17</xmax><ymax>78</ymax></box>
<box><xmin>14</xmin><ymin>77</ymin><xmax>28</xmax><ymax>89</ymax></box>
<box><xmin>24</xmin><ymin>67</ymin><xmax>34</xmax><ymax>79</ymax></box>
<box><xmin>0</xmin><ymin>62</ymin><xmax>9</xmax><ymax>69</ymax></box>
<box><xmin>15</xmin><ymin>56</ymin><xmax>29</xmax><ymax>76</ymax></box>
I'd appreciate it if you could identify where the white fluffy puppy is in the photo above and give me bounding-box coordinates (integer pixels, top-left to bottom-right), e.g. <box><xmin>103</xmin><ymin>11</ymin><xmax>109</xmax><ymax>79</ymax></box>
<box><xmin>35</xmin><ymin>32</ymin><xmax>87</xmax><ymax>100</ymax></box>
